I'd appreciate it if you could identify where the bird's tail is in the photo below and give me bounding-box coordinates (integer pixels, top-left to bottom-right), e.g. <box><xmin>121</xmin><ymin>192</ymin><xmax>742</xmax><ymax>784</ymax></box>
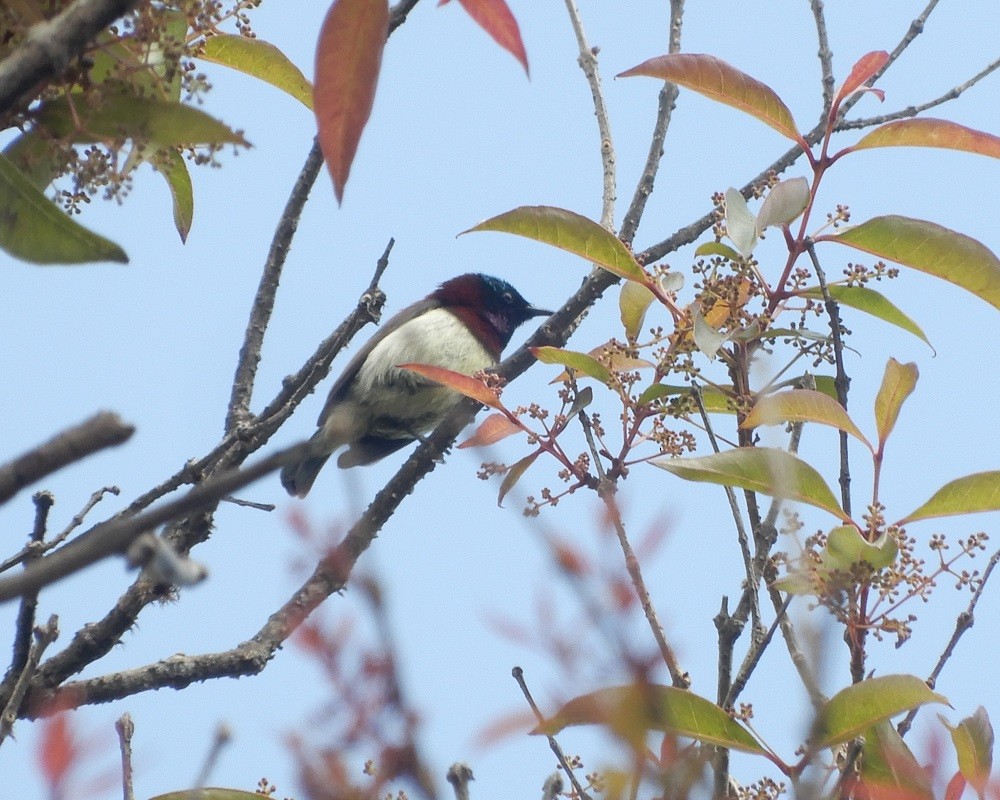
<box><xmin>280</xmin><ymin>453</ymin><xmax>332</xmax><ymax>498</ymax></box>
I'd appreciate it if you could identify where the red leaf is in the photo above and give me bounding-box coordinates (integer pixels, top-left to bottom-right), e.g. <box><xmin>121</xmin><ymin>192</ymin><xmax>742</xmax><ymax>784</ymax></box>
<box><xmin>945</xmin><ymin>771</ymin><xmax>966</xmax><ymax>800</ymax></box>
<box><xmin>314</xmin><ymin>0</ymin><xmax>388</xmax><ymax>203</ymax></box>
<box><xmin>458</xmin><ymin>411</ymin><xmax>521</xmax><ymax>448</ymax></box>
<box><xmin>448</xmin><ymin>0</ymin><xmax>529</xmax><ymax>76</ymax></box>
<box><xmin>832</xmin><ymin>50</ymin><xmax>889</xmax><ymax>113</ymax></box>
<box><xmin>398</xmin><ymin>362</ymin><xmax>502</xmax><ymax>408</ymax></box>
<box><xmin>39</xmin><ymin>714</ymin><xmax>78</xmax><ymax>792</ymax></box>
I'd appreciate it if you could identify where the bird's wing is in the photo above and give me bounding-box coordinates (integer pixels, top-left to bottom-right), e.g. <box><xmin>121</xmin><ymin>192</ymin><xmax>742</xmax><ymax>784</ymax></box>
<box><xmin>316</xmin><ymin>296</ymin><xmax>442</xmax><ymax>424</ymax></box>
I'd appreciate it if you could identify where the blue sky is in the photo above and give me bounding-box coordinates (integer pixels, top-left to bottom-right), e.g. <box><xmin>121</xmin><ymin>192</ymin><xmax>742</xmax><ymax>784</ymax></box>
<box><xmin>2</xmin><ymin>2</ymin><xmax>998</xmax><ymax>797</ymax></box>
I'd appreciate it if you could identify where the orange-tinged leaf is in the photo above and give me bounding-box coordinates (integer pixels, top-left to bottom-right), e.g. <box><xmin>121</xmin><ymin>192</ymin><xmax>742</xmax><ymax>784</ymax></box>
<box><xmin>532</xmin><ymin>684</ymin><xmax>766</xmax><ymax>755</ymax></box>
<box><xmin>874</xmin><ymin>358</ymin><xmax>918</xmax><ymax>449</ymax></box>
<box><xmin>445</xmin><ymin>0</ymin><xmax>528</xmax><ymax>76</ymax></box>
<box><xmin>823</xmin><ymin>215</ymin><xmax>1000</xmax><ymax>310</ymax></box>
<box><xmin>857</xmin><ymin>721</ymin><xmax>934</xmax><ymax>800</ymax></box>
<box><xmin>458</xmin><ymin>412</ymin><xmax>521</xmax><ymax>448</ymax></box>
<box><xmin>618</xmin><ymin>53</ymin><xmax>802</xmax><ymax>144</ymax></box>
<box><xmin>398</xmin><ymin>363</ymin><xmax>501</xmax><ymax>408</ymax></box>
<box><xmin>742</xmin><ymin>389</ymin><xmax>872</xmax><ymax>451</ymax></box>
<box><xmin>850</xmin><ymin>118</ymin><xmax>1000</xmax><ymax>160</ymax></box>
<box><xmin>314</xmin><ymin>0</ymin><xmax>388</xmax><ymax>203</ymax></box>
<box><xmin>653</xmin><ymin>447</ymin><xmax>848</xmax><ymax>521</ymax></box>
<box><xmin>151</xmin><ymin>792</ymin><xmax>270</xmax><ymax>800</ymax></box>
<box><xmin>898</xmin><ymin>471</ymin><xmax>1000</xmax><ymax>525</ymax></box>
<box><xmin>463</xmin><ymin>206</ymin><xmax>646</xmax><ymax>282</ymax></box>
<box><xmin>832</xmin><ymin>50</ymin><xmax>889</xmax><ymax>110</ymax></box>
<box><xmin>815</xmin><ymin>675</ymin><xmax>947</xmax><ymax>749</ymax></box>
<box><xmin>498</xmin><ymin>451</ymin><xmax>539</xmax><ymax>507</ymax></box>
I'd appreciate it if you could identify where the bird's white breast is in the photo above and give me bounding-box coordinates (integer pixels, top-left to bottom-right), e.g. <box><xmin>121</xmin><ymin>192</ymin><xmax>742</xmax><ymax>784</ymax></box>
<box><xmin>355</xmin><ymin>307</ymin><xmax>495</xmax><ymax>394</ymax></box>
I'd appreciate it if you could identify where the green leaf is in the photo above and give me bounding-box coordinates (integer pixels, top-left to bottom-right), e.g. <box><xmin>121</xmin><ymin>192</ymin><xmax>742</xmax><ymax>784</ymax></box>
<box><xmin>798</xmin><ymin>284</ymin><xmax>932</xmax><ymax>348</ymax></box>
<box><xmin>200</xmin><ymin>34</ymin><xmax>314</xmax><ymax>110</ymax></box>
<box><xmin>694</xmin><ymin>241</ymin><xmax>742</xmax><ymax>262</ymax></box>
<box><xmin>532</xmin><ymin>346</ymin><xmax>612</xmax><ymax>385</ymax></box>
<box><xmin>898</xmin><ymin>471</ymin><xmax>1000</xmax><ymax>524</ymax></box>
<box><xmin>873</xmin><ymin>358</ymin><xmax>918</xmax><ymax>450</ymax></box>
<box><xmin>0</xmin><ymin>154</ymin><xmax>128</xmax><ymax>264</ymax></box>
<box><xmin>742</xmin><ymin>388</ymin><xmax>872</xmax><ymax>451</ymax></box>
<box><xmin>153</xmin><ymin>149</ymin><xmax>194</xmax><ymax>243</ymax></box>
<box><xmin>823</xmin><ymin>216</ymin><xmax>1000</xmax><ymax>311</ymax></box>
<box><xmin>942</xmin><ymin>707</ymin><xmax>994</xmax><ymax>797</ymax></box>
<box><xmin>850</xmin><ymin>118</ymin><xmax>1000</xmax><ymax>161</ymax></box>
<box><xmin>652</xmin><ymin>447</ymin><xmax>848</xmax><ymax>521</ymax></box>
<box><xmin>532</xmin><ymin>684</ymin><xmax>767</xmax><ymax>755</ymax></box>
<box><xmin>463</xmin><ymin>206</ymin><xmax>647</xmax><ymax>283</ymax></box>
<box><xmin>620</xmin><ymin>280</ymin><xmax>655</xmax><ymax>341</ymax></box>
<box><xmin>618</xmin><ymin>53</ymin><xmax>803</xmax><ymax>144</ymax></box>
<box><xmin>814</xmin><ymin>675</ymin><xmax>947</xmax><ymax>749</ymax></box>
<box><xmin>498</xmin><ymin>450</ymin><xmax>538</xmax><ymax>507</ymax></box>
<box><xmin>825</xmin><ymin>526</ymin><xmax>898</xmax><ymax>571</ymax></box>
<box><xmin>637</xmin><ymin>384</ymin><xmax>735</xmax><ymax>412</ymax></box>
<box><xmin>858</xmin><ymin>721</ymin><xmax>934</xmax><ymax>800</ymax></box>
<box><xmin>398</xmin><ymin>363</ymin><xmax>501</xmax><ymax>408</ymax></box>
<box><xmin>37</xmin><ymin>95</ymin><xmax>248</xmax><ymax>147</ymax></box>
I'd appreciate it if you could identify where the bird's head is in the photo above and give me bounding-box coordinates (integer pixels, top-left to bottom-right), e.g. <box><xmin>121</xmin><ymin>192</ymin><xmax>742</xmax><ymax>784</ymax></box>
<box><xmin>433</xmin><ymin>273</ymin><xmax>551</xmax><ymax>355</ymax></box>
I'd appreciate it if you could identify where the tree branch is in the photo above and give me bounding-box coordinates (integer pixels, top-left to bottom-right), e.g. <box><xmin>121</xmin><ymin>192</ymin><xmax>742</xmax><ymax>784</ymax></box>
<box><xmin>0</xmin><ymin>412</ymin><xmax>134</xmax><ymax>505</ymax></box>
<box><xmin>0</xmin><ymin>0</ymin><xmax>144</xmax><ymax>116</ymax></box>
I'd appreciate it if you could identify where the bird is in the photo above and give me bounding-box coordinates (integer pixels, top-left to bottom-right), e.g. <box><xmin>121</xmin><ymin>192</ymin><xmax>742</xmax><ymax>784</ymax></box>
<box><xmin>280</xmin><ymin>273</ymin><xmax>551</xmax><ymax>497</ymax></box>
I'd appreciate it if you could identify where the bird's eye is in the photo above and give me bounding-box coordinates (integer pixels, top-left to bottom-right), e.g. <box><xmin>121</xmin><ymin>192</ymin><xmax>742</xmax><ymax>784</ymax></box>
<box><xmin>502</xmin><ymin>291</ymin><xmax>514</xmax><ymax>304</ymax></box>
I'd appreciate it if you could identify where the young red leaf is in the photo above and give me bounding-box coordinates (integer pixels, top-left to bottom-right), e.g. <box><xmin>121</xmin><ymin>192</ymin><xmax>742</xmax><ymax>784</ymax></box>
<box><xmin>458</xmin><ymin>412</ymin><xmax>521</xmax><ymax>448</ymax></box>
<box><xmin>445</xmin><ymin>0</ymin><xmax>529</xmax><ymax>76</ymax></box>
<box><xmin>618</xmin><ymin>54</ymin><xmax>803</xmax><ymax>145</ymax></box>
<box><xmin>398</xmin><ymin>363</ymin><xmax>501</xmax><ymax>408</ymax></box>
<box><xmin>831</xmin><ymin>50</ymin><xmax>889</xmax><ymax>112</ymax></box>
<box><xmin>849</xmin><ymin>118</ymin><xmax>1000</xmax><ymax>160</ymax></box>
<box><xmin>314</xmin><ymin>0</ymin><xmax>388</xmax><ymax>203</ymax></box>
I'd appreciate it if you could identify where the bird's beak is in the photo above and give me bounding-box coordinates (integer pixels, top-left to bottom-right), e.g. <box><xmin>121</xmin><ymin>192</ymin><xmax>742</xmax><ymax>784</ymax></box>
<box><xmin>526</xmin><ymin>305</ymin><xmax>554</xmax><ymax>318</ymax></box>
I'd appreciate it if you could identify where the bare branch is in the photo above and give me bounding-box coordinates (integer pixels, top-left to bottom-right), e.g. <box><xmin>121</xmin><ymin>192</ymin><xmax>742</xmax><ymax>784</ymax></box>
<box><xmin>562</xmin><ymin>0</ymin><xmax>616</xmax><ymax>228</ymax></box>
<box><xmin>226</xmin><ymin>139</ymin><xmax>326</xmax><ymax>432</ymax></box>
<box><xmin>115</xmin><ymin>713</ymin><xmax>136</xmax><ymax>800</ymax></box>
<box><xmin>0</xmin><ymin>0</ymin><xmax>143</xmax><ymax>115</ymax></box>
<box><xmin>808</xmin><ymin>0</ymin><xmax>835</xmax><ymax>115</ymax></box>
<box><xmin>620</xmin><ymin>0</ymin><xmax>684</xmax><ymax>246</ymax></box>
<box><xmin>0</xmin><ymin>412</ymin><xmax>134</xmax><ymax>506</ymax></box>
<box><xmin>0</xmin><ymin>443</ymin><xmax>305</xmax><ymax>603</ymax></box>
<box><xmin>0</xmin><ymin>615</ymin><xmax>58</xmax><ymax>742</ymax></box>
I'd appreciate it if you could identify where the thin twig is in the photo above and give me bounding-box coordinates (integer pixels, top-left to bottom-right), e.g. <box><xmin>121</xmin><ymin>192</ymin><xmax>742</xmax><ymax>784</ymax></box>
<box><xmin>0</xmin><ymin>615</ymin><xmax>58</xmax><ymax>742</ymax></box>
<box><xmin>562</xmin><ymin>0</ymin><xmax>616</xmax><ymax>229</ymax></box>
<box><xmin>2</xmin><ymin>493</ymin><xmax>52</xmax><ymax>690</ymax></box>
<box><xmin>808</xmin><ymin>0</ymin><xmax>835</xmax><ymax>116</ymax></box>
<box><xmin>512</xmin><ymin>666</ymin><xmax>592</xmax><ymax>800</ymax></box>
<box><xmin>897</xmin><ymin>547</ymin><xmax>1000</xmax><ymax>737</ymax></box>
<box><xmin>839</xmin><ymin>55</ymin><xmax>1000</xmax><ymax>130</ymax></box>
<box><xmin>725</xmin><ymin>595</ymin><xmax>792</xmax><ymax>708</ymax></box>
<box><xmin>115</xmin><ymin>713</ymin><xmax>135</xmax><ymax>800</ymax></box>
<box><xmin>804</xmin><ymin>241</ymin><xmax>851</xmax><ymax>517</ymax></box>
<box><xmin>192</xmin><ymin>722</ymin><xmax>233</xmax><ymax>789</ymax></box>
<box><xmin>619</xmin><ymin>0</ymin><xmax>684</xmax><ymax>246</ymax></box>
